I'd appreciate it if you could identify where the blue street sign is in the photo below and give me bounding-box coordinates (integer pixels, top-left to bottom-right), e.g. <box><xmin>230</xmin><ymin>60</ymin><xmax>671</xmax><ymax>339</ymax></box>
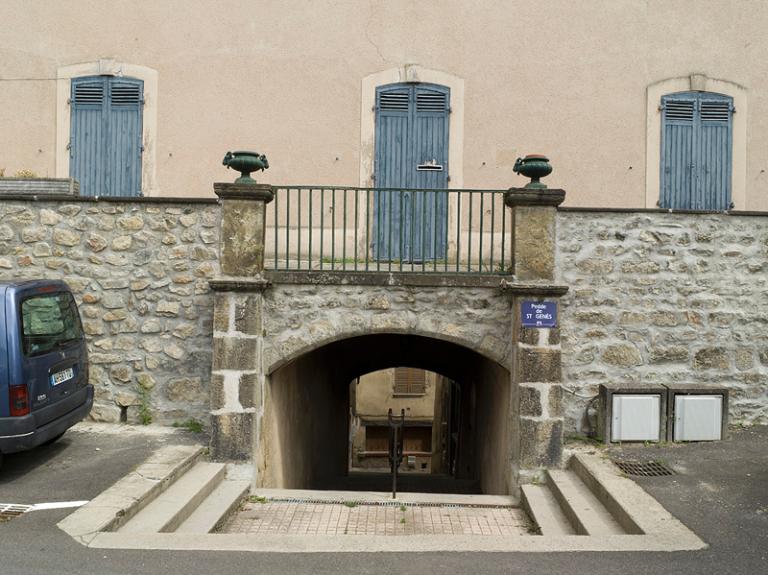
<box><xmin>521</xmin><ymin>301</ymin><xmax>557</xmax><ymax>328</ymax></box>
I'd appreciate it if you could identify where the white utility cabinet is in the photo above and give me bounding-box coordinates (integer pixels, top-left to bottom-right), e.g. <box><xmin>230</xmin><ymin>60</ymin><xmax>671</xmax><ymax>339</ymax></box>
<box><xmin>673</xmin><ymin>395</ymin><xmax>723</xmax><ymax>441</ymax></box>
<box><xmin>611</xmin><ymin>394</ymin><xmax>661</xmax><ymax>442</ymax></box>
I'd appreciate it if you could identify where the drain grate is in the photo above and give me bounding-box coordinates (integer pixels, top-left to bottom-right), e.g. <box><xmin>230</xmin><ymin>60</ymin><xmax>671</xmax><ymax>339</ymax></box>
<box><xmin>612</xmin><ymin>460</ymin><xmax>675</xmax><ymax>477</ymax></box>
<box><xmin>0</xmin><ymin>503</ymin><xmax>33</xmax><ymax>522</ymax></box>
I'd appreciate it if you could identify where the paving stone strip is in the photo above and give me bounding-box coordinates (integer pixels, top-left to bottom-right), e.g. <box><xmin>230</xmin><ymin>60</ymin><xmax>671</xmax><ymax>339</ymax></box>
<box><xmin>221</xmin><ymin>501</ymin><xmax>531</xmax><ymax>536</ymax></box>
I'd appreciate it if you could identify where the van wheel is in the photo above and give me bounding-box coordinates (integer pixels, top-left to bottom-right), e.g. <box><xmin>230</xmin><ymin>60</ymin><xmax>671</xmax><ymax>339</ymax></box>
<box><xmin>43</xmin><ymin>432</ymin><xmax>66</xmax><ymax>446</ymax></box>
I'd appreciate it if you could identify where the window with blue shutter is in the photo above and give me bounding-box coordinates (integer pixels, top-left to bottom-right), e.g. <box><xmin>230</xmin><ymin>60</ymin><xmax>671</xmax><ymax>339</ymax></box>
<box><xmin>373</xmin><ymin>83</ymin><xmax>449</xmax><ymax>261</ymax></box>
<box><xmin>70</xmin><ymin>76</ymin><xmax>144</xmax><ymax>197</ymax></box>
<box><xmin>660</xmin><ymin>91</ymin><xmax>733</xmax><ymax>210</ymax></box>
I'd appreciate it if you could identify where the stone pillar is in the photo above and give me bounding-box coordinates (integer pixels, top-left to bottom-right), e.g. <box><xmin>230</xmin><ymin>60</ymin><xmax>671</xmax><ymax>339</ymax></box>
<box><xmin>214</xmin><ymin>183</ymin><xmax>273</xmax><ymax>276</ymax></box>
<box><xmin>513</xmin><ymin>295</ymin><xmax>564</xmax><ymax>473</ymax></box>
<box><xmin>208</xmin><ymin>183</ymin><xmax>273</xmax><ymax>461</ymax></box>
<box><xmin>504</xmin><ymin>188</ymin><xmax>566</xmax><ymax>479</ymax></box>
<box><xmin>504</xmin><ymin>188</ymin><xmax>565</xmax><ymax>282</ymax></box>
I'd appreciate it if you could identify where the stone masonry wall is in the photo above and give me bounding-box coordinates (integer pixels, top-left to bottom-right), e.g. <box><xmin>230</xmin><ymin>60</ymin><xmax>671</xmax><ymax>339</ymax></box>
<box><xmin>0</xmin><ymin>197</ymin><xmax>218</xmax><ymax>425</ymax></box>
<box><xmin>558</xmin><ymin>210</ymin><xmax>768</xmax><ymax>434</ymax></box>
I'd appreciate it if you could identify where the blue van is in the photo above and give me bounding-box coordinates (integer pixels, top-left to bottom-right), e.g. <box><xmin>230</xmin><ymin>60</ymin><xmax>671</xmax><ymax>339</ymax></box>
<box><xmin>0</xmin><ymin>280</ymin><xmax>93</xmax><ymax>467</ymax></box>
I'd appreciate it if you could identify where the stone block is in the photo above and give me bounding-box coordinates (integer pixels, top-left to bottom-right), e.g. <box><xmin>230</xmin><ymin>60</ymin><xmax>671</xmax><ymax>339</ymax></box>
<box><xmin>693</xmin><ymin>347</ymin><xmax>729</xmax><ymax>370</ymax></box>
<box><xmin>574</xmin><ymin>311</ymin><xmax>613</xmax><ymax>325</ymax></box>
<box><xmin>513</xmin><ymin>205</ymin><xmax>556</xmax><ymax>281</ymax></box>
<box><xmin>649</xmin><ymin>345</ymin><xmax>689</xmax><ymax>363</ymax></box>
<box><xmin>210</xmin><ymin>373</ymin><xmax>225</xmax><ymax>410</ymax></box>
<box><xmin>518</xmin><ymin>348</ymin><xmax>561</xmax><ymax>383</ymax></box>
<box><xmin>219</xmin><ymin>196</ymin><xmax>269</xmax><ymax>276</ymax></box>
<box><xmin>213</xmin><ymin>293</ymin><xmax>230</xmax><ymax>332</ymax></box>
<box><xmin>519</xmin><ymin>418</ymin><xmax>562</xmax><ymax>468</ymax></box>
<box><xmin>239</xmin><ymin>372</ymin><xmax>261</xmax><ymax>409</ymax></box>
<box><xmin>601</xmin><ymin>344</ymin><xmax>643</xmax><ymax>367</ymax></box>
<box><xmin>548</xmin><ymin>385</ymin><xmax>563</xmax><ymax>418</ymax></box>
<box><xmin>213</xmin><ymin>337</ymin><xmax>258</xmax><ymax>370</ymax></box>
<box><xmin>517</xmin><ymin>326</ymin><xmax>539</xmax><ymax>346</ymax></box>
<box><xmin>166</xmin><ymin>377</ymin><xmax>206</xmax><ymax>403</ymax></box>
<box><xmin>210</xmin><ymin>412</ymin><xmax>253</xmax><ymax>462</ymax></box>
<box><xmin>519</xmin><ymin>385</ymin><xmax>542</xmax><ymax>417</ymax></box>
<box><xmin>234</xmin><ymin>294</ymin><xmax>262</xmax><ymax>335</ymax></box>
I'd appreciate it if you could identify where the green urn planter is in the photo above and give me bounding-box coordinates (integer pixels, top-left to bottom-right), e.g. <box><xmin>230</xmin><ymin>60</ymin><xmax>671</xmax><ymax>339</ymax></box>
<box><xmin>513</xmin><ymin>154</ymin><xmax>552</xmax><ymax>189</ymax></box>
<box><xmin>222</xmin><ymin>151</ymin><xmax>269</xmax><ymax>184</ymax></box>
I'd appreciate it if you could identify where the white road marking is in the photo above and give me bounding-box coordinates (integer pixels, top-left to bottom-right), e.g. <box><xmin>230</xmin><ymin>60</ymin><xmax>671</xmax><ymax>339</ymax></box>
<box><xmin>30</xmin><ymin>500</ymin><xmax>89</xmax><ymax>511</ymax></box>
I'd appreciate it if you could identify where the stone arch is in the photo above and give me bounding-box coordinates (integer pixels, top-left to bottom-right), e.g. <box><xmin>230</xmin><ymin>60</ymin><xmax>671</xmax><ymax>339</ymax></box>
<box><xmin>261</xmin><ymin>332</ymin><xmax>516</xmax><ymax>495</ymax></box>
<box><xmin>265</xmin><ymin>327</ymin><xmax>509</xmax><ymax>377</ymax></box>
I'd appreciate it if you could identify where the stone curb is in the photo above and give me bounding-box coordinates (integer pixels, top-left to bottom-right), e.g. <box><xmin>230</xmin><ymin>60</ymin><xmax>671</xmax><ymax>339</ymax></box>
<box><xmin>571</xmin><ymin>453</ymin><xmax>706</xmax><ymax>548</ymax></box>
<box><xmin>57</xmin><ymin>445</ymin><xmax>204</xmax><ymax>545</ymax></box>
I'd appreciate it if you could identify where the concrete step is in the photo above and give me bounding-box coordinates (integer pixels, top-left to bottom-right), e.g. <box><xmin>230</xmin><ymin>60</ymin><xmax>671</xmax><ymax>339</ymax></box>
<box><xmin>520</xmin><ymin>484</ymin><xmax>574</xmax><ymax>536</ymax></box>
<box><xmin>546</xmin><ymin>469</ymin><xmax>625</xmax><ymax>536</ymax></box>
<box><xmin>175</xmin><ymin>480</ymin><xmax>250</xmax><ymax>534</ymax></box>
<box><xmin>569</xmin><ymin>454</ymin><xmax>644</xmax><ymax>534</ymax></box>
<box><xmin>118</xmin><ymin>462</ymin><xmax>226</xmax><ymax>534</ymax></box>
<box><xmin>58</xmin><ymin>444</ymin><xmax>204</xmax><ymax>541</ymax></box>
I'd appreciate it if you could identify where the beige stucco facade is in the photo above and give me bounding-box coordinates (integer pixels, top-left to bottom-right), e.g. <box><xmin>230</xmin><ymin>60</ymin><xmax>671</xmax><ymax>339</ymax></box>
<box><xmin>2</xmin><ymin>1</ymin><xmax>768</xmax><ymax>210</ymax></box>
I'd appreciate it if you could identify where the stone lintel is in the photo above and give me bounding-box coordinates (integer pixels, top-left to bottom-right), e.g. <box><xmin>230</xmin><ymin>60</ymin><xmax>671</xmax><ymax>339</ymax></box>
<box><xmin>499</xmin><ymin>280</ymin><xmax>569</xmax><ymax>296</ymax></box>
<box><xmin>504</xmin><ymin>188</ymin><xmax>566</xmax><ymax>207</ymax></box>
<box><xmin>213</xmin><ymin>182</ymin><xmax>274</xmax><ymax>202</ymax></box>
<box><xmin>209</xmin><ymin>276</ymin><xmax>272</xmax><ymax>292</ymax></box>
<box><xmin>266</xmin><ymin>269</ymin><xmax>569</xmax><ymax>293</ymax></box>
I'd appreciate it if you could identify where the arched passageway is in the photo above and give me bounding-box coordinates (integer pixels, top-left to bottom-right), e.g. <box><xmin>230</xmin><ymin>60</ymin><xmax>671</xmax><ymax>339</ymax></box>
<box><xmin>260</xmin><ymin>334</ymin><xmax>515</xmax><ymax>495</ymax></box>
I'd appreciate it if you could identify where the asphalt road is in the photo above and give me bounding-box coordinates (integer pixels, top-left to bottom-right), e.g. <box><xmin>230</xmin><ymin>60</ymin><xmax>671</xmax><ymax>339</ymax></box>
<box><xmin>1</xmin><ymin>423</ymin><xmax>765</xmax><ymax>575</ymax></box>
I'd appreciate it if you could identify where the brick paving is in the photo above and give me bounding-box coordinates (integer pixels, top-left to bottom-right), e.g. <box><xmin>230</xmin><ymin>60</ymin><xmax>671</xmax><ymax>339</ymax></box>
<box><xmin>220</xmin><ymin>500</ymin><xmax>531</xmax><ymax>536</ymax></box>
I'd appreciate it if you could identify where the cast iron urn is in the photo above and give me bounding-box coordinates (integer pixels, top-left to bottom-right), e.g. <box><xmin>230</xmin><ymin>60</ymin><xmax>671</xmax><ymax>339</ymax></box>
<box><xmin>513</xmin><ymin>154</ymin><xmax>552</xmax><ymax>189</ymax></box>
<box><xmin>222</xmin><ymin>150</ymin><xmax>269</xmax><ymax>184</ymax></box>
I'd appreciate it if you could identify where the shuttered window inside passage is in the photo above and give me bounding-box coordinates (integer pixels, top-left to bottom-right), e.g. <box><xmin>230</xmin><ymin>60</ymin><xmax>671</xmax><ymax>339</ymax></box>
<box><xmin>393</xmin><ymin>367</ymin><xmax>427</xmax><ymax>395</ymax></box>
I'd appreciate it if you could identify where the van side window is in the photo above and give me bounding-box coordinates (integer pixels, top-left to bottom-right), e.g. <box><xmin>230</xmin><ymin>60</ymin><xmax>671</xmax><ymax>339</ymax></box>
<box><xmin>21</xmin><ymin>293</ymin><xmax>83</xmax><ymax>356</ymax></box>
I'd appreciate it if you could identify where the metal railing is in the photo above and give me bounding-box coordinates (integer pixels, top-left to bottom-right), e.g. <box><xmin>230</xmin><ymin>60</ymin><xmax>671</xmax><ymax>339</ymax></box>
<box><xmin>266</xmin><ymin>186</ymin><xmax>512</xmax><ymax>274</ymax></box>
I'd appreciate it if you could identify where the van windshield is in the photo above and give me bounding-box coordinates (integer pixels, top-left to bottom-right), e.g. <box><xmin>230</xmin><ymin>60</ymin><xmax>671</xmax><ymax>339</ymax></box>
<box><xmin>21</xmin><ymin>292</ymin><xmax>84</xmax><ymax>356</ymax></box>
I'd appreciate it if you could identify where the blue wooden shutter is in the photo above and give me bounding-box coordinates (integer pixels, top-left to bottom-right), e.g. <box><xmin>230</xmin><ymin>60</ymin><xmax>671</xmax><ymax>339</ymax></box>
<box><xmin>374</xmin><ymin>86</ymin><xmax>411</xmax><ymax>259</ymax></box>
<box><xmin>70</xmin><ymin>76</ymin><xmax>143</xmax><ymax>197</ymax></box>
<box><xmin>106</xmin><ymin>79</ymin><xmax>143</xmax><ymax>197</ymax></box>
<box><xmin>661</xmin><ymin>92</ymin><xmax>732</xmax><ymax>210</ymax></box>
<box><xmin>412</xmin><ymin>85</ymin><xmax>449</xmax><ymax>260</ymax></box>
<box><xmin>70</xmin><ymin>77</ymin><xmax>107</xmax><ymax>197</ymax></box>
<box><xmin>697</xmin><ymin>97</ymin><xmax>732</xmax><ymax>211</ymax></box>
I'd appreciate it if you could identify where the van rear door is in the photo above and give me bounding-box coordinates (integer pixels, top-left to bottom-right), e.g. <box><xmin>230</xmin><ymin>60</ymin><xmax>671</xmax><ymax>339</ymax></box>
<box><xmin>7</xmin><ymin>284</ymin><xmax>87</xmax><ymax>418</ymax></box>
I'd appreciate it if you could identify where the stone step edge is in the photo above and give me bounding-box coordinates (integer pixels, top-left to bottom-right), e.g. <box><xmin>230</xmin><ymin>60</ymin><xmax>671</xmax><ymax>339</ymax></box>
<box><xmin>161</xmin><ymin>463</ymin><xmax>228</xmax><ymax>533</ymax></box>
<box><xmin>175</xmin><ymin>480</ymin><xmax>251</xmax><ymax>534</ymax></box>
<box><xmin>569</xmin><ymin>453</ymin><xmax>704</xmax><ymax>547</ymax></box>
<box><xmin>569</xmin><ymin>454</ymin><xmax>644</xmax><ymax>534</ymax></box>
<box><xmin>520</xmin><ymin>484</ymin><xmax>574</xmax><ymax>536</ymax></box>
<box><xmin>57</xmin><ymin>444</ymin><xmax>205</xmax><ymax>545</ymax></box>
<box><xmin>118</xmin><ymin>462</ymin><xmax>227</xmax><ymax>534</ymax></box>
<box><xmin>544</xmin><ymin>469</ymin><xmax>591</xmax><ymax>535</ymax></box>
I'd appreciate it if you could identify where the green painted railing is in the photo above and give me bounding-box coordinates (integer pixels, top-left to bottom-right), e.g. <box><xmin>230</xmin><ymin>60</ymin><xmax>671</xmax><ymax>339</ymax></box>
<box><xmin>266</xmin><ymin>186</ymin><xmax>511</xmax><ymax>274</ymax></box>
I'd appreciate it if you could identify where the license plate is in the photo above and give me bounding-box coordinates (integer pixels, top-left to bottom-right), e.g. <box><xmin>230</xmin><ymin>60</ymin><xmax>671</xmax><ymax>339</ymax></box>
<box><xmin>51</xmin><ymin>367</ymin><xmax>74</xmax><ymax>386</ymax></box>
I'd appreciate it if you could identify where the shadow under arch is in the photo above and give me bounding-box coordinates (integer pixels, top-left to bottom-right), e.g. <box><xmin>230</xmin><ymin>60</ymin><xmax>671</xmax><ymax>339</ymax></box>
<box><xmin>260</xmin><ymin>333</ymin><xmax>516</xmax><ymax>496</ymax></box>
